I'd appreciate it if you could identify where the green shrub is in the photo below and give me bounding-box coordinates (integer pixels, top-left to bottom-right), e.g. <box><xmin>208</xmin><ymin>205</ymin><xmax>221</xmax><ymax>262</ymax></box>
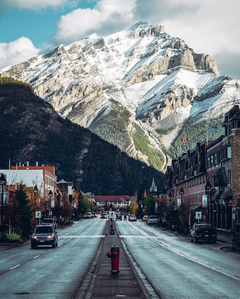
<box><xmin>5</xmin><ymin>232</ymin><xmax>23</xmax><ymax>243</ymax></box>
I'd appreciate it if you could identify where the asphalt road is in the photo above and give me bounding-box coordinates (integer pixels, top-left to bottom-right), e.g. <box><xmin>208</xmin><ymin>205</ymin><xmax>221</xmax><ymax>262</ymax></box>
<box><xmin>0</xmin><ymin>219</ymin><xmax>106</xmax><ymax>299</ymax></box>
<box><xmin>0</xmin><ymin>218</ymin><xmax>240</xmax><ymax>299</ymax></box>
<box><xmin>116</xmin><ymin>220</ymin><xmax>240</xmax><ymax>299</ymax></box>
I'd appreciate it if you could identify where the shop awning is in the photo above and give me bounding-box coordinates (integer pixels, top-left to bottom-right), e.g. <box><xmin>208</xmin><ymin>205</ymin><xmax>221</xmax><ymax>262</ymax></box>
<box><xmin>220</xmin><ymin>189</ymin><xmax>233</xmax><ymax>200</ymax></box>
<box><xmin>190</xmin><ymin>204</ymin><xmax>202</xmax><ymax>211</ymax></box>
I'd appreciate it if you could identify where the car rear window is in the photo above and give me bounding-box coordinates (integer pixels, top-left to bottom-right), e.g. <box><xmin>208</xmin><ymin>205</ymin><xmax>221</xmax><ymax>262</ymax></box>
<box><xmin>36</xmin><ymin>226</ymin><xmax>53</xmax><ymax>233</ymax></box>
<box><xmin>42</xmin><ymin>219</ymin><xmax>54</xmax><ymax>223</ymax></box>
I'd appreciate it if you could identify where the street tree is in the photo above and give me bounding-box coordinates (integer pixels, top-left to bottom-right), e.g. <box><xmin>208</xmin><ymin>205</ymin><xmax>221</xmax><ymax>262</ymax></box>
<box><xmin>15</xmin><ymin>184</ymin><xmax>32</xmax><ymax>239</ymax></box>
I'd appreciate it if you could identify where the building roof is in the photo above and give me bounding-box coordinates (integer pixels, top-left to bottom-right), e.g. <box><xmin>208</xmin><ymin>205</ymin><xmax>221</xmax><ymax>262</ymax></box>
<box><xmin>94</xmin><ymin>196</ymin><xmax>136</xmax><ymax>202</ymax></box>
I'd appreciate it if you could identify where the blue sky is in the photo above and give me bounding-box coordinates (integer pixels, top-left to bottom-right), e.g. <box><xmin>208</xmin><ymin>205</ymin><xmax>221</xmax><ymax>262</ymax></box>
<box><xmin>0</xmin><ymin>0</ymin><xmax>240</xmax><ymax>79</ymax></box>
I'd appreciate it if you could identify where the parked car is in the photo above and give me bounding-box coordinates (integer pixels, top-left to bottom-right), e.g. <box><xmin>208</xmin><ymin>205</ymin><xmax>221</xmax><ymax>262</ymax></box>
<box><xmin>41</xmin><ymin>218</ymin><xmax>56</xmax><ymax>228</ymax></box>
<box><xmin>190</xmin><ymin>223</ymin><xmax>217</xmax><ymax>243</ymax></box>
<box><xmin>148</xmin><ymin>215</ymin><xmax>159</xmax><ymax>226</ymax></box>
<box><xmin>232</xmin><ymin>223</ymin><xmax>240</xmax><ymax>251</ymax></box>
<box><xmin>129</xmin><ymin>215</ymin><xmax>137</xmax><ymax>221</ymax></box>
<box><xmin>31</xmin><ymin>225</ymin><xmax>58</xmax><ymax>249</ymax></box>
<box><xmin>142</xmin><ymin>215</ymin><xmax>148</xmax><ymax>222</ymax></box>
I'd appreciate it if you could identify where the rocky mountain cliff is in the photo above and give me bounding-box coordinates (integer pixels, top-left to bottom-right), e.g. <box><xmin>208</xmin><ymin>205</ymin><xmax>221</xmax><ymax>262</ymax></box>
<box><xmin>1</xmin><ymin>21</ymin><xmax>240</xmax><ymax>170</ymax></box>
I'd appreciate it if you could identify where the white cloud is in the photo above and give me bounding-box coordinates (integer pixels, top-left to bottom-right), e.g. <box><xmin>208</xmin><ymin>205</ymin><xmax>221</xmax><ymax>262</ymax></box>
<box><xmin>0</xmin><ymin>37</ymin><xmax>40</xmax><ymax>69</ymax></box>
<box><xmin>1</xmin><ymin>0</ymin><xmax>69</xmax><ymax>10</ymax></box>
<box><xmin>1</xmin><ymin>0</ymin><xmax>240</xmax><ymax>78</ymax></box>
<box><xmin>0</xmin><ymin>0</ymin><xmax>80</xmax><ymax>17</ymax></box>
<box><xmin>137</xmin><ymin>0</ymin><xmax>240</xmax><ymax>55</ymax></box>
<box><xmin>54</xmin><ymin>0</ymin><xmax>240</xmax><ymax>55</ymax></box>
<box><xmin>54</xmin><ymin>0</ymin><xmax>137</xmax><ymax>44</ymax></box>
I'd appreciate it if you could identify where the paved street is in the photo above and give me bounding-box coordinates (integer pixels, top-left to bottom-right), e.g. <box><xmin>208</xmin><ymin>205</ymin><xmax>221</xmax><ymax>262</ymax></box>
<box><xmin>0</xmin><ymin>219</ymin><xmax>239</xmax><ymax>299</ymax></box>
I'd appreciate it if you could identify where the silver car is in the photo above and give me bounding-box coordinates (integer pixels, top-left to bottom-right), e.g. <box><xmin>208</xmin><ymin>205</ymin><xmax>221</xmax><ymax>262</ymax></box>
<box><xmin>148</xmin><ymin>215</ymin><xmax>159</xmax><ymax>226</ymax></box>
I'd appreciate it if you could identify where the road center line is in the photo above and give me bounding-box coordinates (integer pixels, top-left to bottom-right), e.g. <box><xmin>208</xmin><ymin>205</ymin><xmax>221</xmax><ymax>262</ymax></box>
<box><xmin>60</xmin><ymin>235</ymin><xmax>106</xmax><ymax>238</ymax></box>
<box><xmin>10</xmin><ymin>264</ymin><xmax>20</xmax><ymax>270</ymax></box>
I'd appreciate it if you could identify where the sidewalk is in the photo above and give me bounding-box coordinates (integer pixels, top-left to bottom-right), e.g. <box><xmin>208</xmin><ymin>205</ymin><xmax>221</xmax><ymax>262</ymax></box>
<box><xmin>216</xmin><ymin>229</ymin><xmax>234</xmax><ymax>244</ymax></box>
<box><xmin>167</xmin><ymin>227</ymin><xmax>234</xmax><ymax>244</ymax></box>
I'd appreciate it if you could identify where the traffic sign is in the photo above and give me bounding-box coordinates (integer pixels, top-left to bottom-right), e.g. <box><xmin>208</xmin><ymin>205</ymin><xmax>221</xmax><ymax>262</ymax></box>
<box><xmin>196</xmin><ymin>211</ymin><xmax>202</xmax><ymax>219</ymax></box>
<box><xmin>36</xmin><ymin>211</ymin><xmax>41</xmax><ymax>218</ymax></box>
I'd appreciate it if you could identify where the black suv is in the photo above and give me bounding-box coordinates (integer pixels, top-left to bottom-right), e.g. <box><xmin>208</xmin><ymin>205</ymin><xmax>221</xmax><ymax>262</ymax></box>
<box><xmin>41</xmin><ymin>218</ymin><xmax>56</xmax><ymax>228</ymax></box>
<box><xmin>31</xmin><ymin>225</ymin><xmax>58</xmax><ymax>249</ymax></box>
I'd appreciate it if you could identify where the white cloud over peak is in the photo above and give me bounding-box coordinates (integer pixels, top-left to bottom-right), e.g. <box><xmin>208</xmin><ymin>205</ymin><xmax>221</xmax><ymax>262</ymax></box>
<box><xmin>54</xmin><ymin>0</ymin><xmax>137</xmax><ymax>44</ymax></box>
<box><xmin>1</xmin><ymin>0</ymin><xmax>240</xmax><ymax>79</ymax></box>
<box><xmin>0</xmin><ymin>37</ymin><xmax>40</xmax><ymax>69</ymax></box>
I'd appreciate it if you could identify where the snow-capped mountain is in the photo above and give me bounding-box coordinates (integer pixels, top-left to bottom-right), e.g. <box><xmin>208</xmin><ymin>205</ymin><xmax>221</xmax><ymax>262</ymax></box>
<box><xmin>1</xmin><ymin>21</ymin><xmax>240</xmax><ymax>170</ymax></box>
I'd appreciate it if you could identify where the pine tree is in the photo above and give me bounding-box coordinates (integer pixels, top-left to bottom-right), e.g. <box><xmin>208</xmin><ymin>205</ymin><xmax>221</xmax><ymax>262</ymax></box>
<box><xmin>15</xmin><ymin>184</ymin><xmax>32</xmax><ymax>239</ymax></box>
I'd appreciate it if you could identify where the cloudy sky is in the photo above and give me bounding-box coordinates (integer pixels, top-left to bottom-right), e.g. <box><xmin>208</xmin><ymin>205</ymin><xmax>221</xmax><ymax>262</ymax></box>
<box><xmin>0</xmin><ymin>0</ymin><xmax>240</xmax><ymax>79</ymax></box>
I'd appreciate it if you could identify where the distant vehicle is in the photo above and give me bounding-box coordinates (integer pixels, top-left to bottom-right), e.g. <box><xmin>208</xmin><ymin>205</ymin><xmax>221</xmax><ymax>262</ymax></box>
<box><xmin>31</xmin><ymin>225</ymin><xmax>58</xmax><ymax>249</ymax></box>
<box><xmin>116</xmin><ymin>214</ymin><xmax>122</xmax><ymax>220</ymax></box>
<box><xmin>101</xmin><ymin>213</ymin><xmax>107</xmax><ymax>219</ymax></box>
<box><xmin>85</xmin><ymin>212</ymin><xmax>94</xmax><ymax>219</ymax></box>
<box><xmin>148</xmin><ymin>215</ymin><xmax>159</xmax><ymax>226</ymax></box>
<box><xmin>190</xmin><ymin>223</ymin><xmax>217</xmax><ymax>243</ymax></box>
<box><xmin>129</xmin><ymin>215</ymin><xmax>137</xmax><ymax>221</ymax></box>
<box><xmin>41</xmin><ymin>218</ymin><xmax>56</xmax><ymax>228</ymax></box>
<box><xmin>142</xmin><ymin>215</ymin><xmax>148</xmax><ymax>222</ymax></box>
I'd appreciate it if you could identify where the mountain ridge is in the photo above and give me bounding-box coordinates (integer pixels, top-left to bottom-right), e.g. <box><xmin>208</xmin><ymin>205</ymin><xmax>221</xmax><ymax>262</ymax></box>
<box><xmin>1</xmin><ymin>21</ymin><xmax>239</xmax><ymax>169</ymax></box>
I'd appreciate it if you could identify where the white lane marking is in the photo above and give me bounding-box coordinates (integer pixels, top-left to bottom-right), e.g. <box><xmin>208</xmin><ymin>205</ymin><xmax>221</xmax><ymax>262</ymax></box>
<box><xmin>124</xmin><ymin>221</ymin><xmax>240</xmax><ymax>282</ymax></box>
<box><xmin>33</xmin><ymin>255</ymin><xmax>40</xmax><ymax>259</ymax></box>
<box><xmin>10</xmin><ymin>264</ymin><xmax>20</xmax><ymax>270</ymax></box>
<box><xmin>60</xmin><ymin>235</ymin><xmax>106</xmax><ymax>238</ymax></box>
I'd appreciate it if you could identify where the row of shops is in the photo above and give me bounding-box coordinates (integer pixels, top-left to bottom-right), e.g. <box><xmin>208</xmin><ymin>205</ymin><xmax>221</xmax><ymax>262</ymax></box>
<box><xmin>164</xmin><ymin>105</ymin><xmax>240</xmax><ymax>232</ymax></box>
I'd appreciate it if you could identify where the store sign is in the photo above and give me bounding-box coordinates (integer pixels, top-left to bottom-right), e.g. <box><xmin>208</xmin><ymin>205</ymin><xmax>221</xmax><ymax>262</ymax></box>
<box><xmin>202</xmin><ymin>194</ymin><xmax>208</xmax><ymax>208</ymax></box>
<box><xmin>51</xmin><ymin>198</ymin><xmax>55</xmax><ymax>208</ymax></box>
<box><xmin>177</xmin><ymin>197</ymin><xmax>181</xmax><ymax>207</ymax></box>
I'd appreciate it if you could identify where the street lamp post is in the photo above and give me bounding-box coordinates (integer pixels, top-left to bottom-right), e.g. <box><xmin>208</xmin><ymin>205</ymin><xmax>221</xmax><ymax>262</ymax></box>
<box><xmin>48</xmin><ymin>190</ymin><xmax>53</xmax><ymax>218</ymax></box>
<box><xmin>205</xmin><ymin>180</ymin><xmax>212</xmax><ymax>225</ymax></box>
<box><xmin>0</xmin><ymin>173</ymin><xmax>6</xmax><ymax>233</ymax></box>
<box><xmin>33</xmin><ymin>185</ymin><xmax>38</xmax><ymax>224</ymax></box>
<box><xmin>179</xmin><ymin>187</ymin><xmax>184</xmax><ymax>204</ymax></box>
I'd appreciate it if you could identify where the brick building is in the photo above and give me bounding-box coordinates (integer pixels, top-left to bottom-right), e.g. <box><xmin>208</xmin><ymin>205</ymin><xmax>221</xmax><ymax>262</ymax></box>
<box><xmin>0</xmin><ymin>164</ymin><xmax>57</xmax><ymax>201</ymax></box>
<box><xmin>164</xmin><ymin>105</ymin><xmax>240</xmax><ymax>231</ymax></box>
<box><xmin>93</xmin><ymin>195</ymin><xmax>136</xmax><ymax>212</ymax></box>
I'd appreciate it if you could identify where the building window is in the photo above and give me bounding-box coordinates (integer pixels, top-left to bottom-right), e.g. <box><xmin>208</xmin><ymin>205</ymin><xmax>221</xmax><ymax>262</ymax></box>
<box><xmin>228</xmin><ymin>170</ymin><xmax>232</xmax><ymax>184</ymax></box>
<box><xmin>211</xmin><ymin>155</ymin><xmax>214</xmax><ymax>166</ymax></box>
